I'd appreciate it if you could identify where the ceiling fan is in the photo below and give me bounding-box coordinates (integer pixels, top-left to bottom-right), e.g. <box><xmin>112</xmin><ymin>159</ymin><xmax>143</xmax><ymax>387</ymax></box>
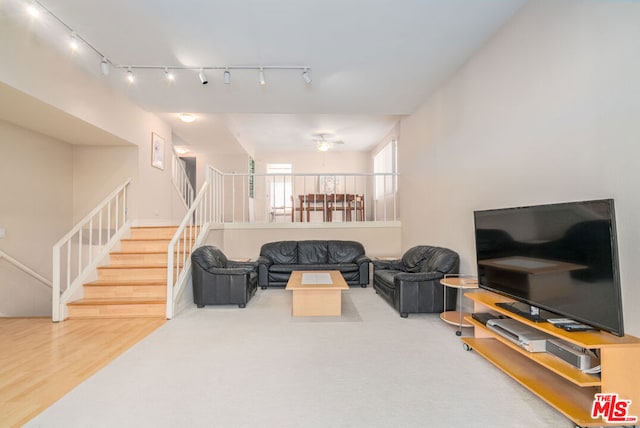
<box><xmin>313</xmin><ymin>134</ymin><xmax>345</xmax><ymax>152</ymax></box>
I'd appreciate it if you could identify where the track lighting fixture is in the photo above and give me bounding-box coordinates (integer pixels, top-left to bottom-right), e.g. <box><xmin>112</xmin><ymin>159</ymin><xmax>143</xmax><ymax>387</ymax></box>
<box><xmin>164</xmin><ymin>67</ymin><xmax>175</xmax><ymax>82</ymax></box>
<box><xmin>198</xmin><ymin>68</ymin><xmax>208</xmax><ymax>85</ymax></box>
<box><xmin>302</xmin><ymin>68</ymin><xmax>311</xmax><ymax>84</ymax></box>
<box><xmin>126</xmin><ymin>67</ymin><xmax>135</xmax><ymax>83</ymax></box>
<box><xmin>100</xmin><ymin>58</ymin><xmax>109</xmax><ymax>76</ymax></box>
<box><xmin>16</xmin><ymin>3</ymin><xmax>311</xmax><ymax>87</ymax></box>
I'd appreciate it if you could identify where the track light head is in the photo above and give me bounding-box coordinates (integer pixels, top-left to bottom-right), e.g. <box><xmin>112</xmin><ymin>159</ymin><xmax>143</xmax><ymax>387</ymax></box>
<box><xmin>223</xmin><ymin>69</ymin><xmax>231</xmax><ymax>85</ymax></box>
<box><xmin>26</xmin><ymin>4</ymin><xmax>40</xmax><ymax>18</ymax></box>
<box><xmin>198</xmin><ymin>68</ymin><xmax>208</xmax><ymax>85</ymax></box>
<box><xmin>302</xmin><ymin>68</ymin><xmax>311</xmax><ymax>84</ymax></box>
<box><xmin>259</xmin><ymin>68</ymin><xmax>266</xmax><ymax>86</ymax></box>
<box><xmin>164</xmin><ymin>67</ymin><xmax>175</xmax><ymax>82</ymax></box>
<box><xmin>100</xmin><ymin>58</ymin><xmax>109</xmax><ymax>76</ymax></box>
<box><xmin>126</xmin><ymin>67</ymin><xmax>135</xmax><ymax>83</ymax></box>
<box><xmin>69</xmin><ymin>32</ymin><xmax>79</xmax><ymax>51</ymax></box>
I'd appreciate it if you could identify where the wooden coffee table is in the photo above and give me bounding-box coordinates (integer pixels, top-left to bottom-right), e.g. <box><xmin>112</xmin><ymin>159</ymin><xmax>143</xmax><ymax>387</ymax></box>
<box><xmin>285</xmin><ymin>271</ymin><xmax>349</xmax><ymax>316</ymax></box>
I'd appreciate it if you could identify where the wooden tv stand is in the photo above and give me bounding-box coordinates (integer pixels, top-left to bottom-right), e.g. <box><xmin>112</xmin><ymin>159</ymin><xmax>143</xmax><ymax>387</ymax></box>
<box><xmin>462</xmin><ymin>290</ymin><xmax>640</xmax><ymax>427</ymax></box>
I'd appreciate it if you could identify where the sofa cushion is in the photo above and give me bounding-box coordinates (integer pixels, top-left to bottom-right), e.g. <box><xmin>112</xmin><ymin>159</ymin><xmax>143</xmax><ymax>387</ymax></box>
<box><xmin>327</xmin><ymin>240</ymin><xmax>365</xmax><ymax>264</ymax></box>
<box><xmin>260</xmin><ymin>241</ymin><xmax>298</xmax><ymax>264</ymax></box>
<box><xmin>298</xmin><ymin>241</ymin><xmax>328</xmax><ymax>264</ymax></box>
<box><xmin>373</xmin><ymin>269</ymin><xmax>401</xmax><ymax>289</ymax></box>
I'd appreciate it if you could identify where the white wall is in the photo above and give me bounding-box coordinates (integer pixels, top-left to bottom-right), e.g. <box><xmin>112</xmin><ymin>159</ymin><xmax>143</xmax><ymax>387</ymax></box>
<box><xmin>0</xmin><ymin>120</ymin><xmax>74</xmax><ymax>316</ymax></box>
<box><xmin>72</xmin><ymin>145</ymin><xmax>138</xmax><ymax>222</ymax></box>
<box><xmin>256</xmin><ymin>151</ymin><xmax>370</xmax><ymax>175</ymax></box>
<box><xmin>398</xmin><ymin>1</ymin><xmax>640</xmax><ymax>335</ymax></box>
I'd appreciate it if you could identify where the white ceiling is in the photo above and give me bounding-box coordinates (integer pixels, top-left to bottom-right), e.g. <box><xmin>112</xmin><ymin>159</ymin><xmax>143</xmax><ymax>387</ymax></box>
<box><xmin>2</xmin><ymin>0</ymin><xmax>526</xmax><ymax>154</ymax></box>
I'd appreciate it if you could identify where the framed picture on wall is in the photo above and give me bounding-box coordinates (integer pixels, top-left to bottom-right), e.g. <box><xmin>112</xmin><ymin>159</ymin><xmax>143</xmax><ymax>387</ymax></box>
<box><xmin>151</xmin><ymin>132</ymin><xmax>165</xmax><ymax>170</ymax></box>
<box><xmin>318</xmin><ymin>175</ymin><xmax>342</xmax><ymax>194</ymax></box>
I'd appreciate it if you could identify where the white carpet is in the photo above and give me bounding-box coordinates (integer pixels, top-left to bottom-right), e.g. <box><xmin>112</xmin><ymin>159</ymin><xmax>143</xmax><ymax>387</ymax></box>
<box><xmin>26</xmin><ymin>288</ymin><xmax>573</xmax><ymax>428</ymax></box>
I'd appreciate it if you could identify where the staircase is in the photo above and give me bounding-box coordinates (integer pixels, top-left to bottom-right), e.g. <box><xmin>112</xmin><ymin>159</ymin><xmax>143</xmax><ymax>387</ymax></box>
<box><xmin>66</xmin><ymin>226</ymin><xmax>179</xmax><ymax>319</ymax></box>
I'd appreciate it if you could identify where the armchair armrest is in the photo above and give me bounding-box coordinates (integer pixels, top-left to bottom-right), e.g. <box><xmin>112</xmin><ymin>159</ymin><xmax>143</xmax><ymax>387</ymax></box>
<box><xmin>354</xmin><ymin>254</ymin><xmax>371</xmax><ymax>266</ymax></box>
<box><xmin>372</xmin><ymin>259</ymin><xmax>404</xmax><ymax>270</ymax></box>
<box><xmin>205</xmin><ymin>266</ymin><xmax>254</xmax><ymax>275</ymax></box>
<box><xmin>256</xmin><ymin>256</ymin><xmax>273</xmax><ymax>267</ymax></box>
<box><xmin>256</xmin><ymin>256</ymin><xmax>273</xmax><ymax>288</ymax></box>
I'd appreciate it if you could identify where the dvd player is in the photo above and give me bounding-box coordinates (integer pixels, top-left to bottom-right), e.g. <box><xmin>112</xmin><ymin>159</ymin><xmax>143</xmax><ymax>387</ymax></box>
<box><xmin>486</xmin><ymin>318</ymin><xmax>554</xmax><ymax>352</ymax></box>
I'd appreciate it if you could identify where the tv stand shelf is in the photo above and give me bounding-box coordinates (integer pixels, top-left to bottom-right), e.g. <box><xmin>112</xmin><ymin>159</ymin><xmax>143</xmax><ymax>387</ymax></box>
<box><xmin>463</xmin><ymin>290</ymin><xmax>640</xmax><ymax>427</ymax></box>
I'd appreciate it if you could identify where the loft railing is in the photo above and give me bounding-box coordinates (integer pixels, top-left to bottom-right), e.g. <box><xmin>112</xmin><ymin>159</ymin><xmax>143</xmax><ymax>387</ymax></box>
<box><xmin>166</xmin><ymin>178</ymin><xmax>212</xmax><ymax>319</ymax></box>
<box><xmin>52</xmin><ymin>178</ymin><xmax>132</xmax><ymax>322</ymax></box>
<box><xmin>0</xmin><ymin>250</ymin><xmax>52</xmax><ymax>289</ymax></box>
<box><xmin>206</xmin><ymin>166</ymin><xmax>398</xmax><ymax>224</ymax></box>
<box><xmin>171</xmin><ymin>149</ymin><xmax>194</xmax><ymax>208</ymax></box>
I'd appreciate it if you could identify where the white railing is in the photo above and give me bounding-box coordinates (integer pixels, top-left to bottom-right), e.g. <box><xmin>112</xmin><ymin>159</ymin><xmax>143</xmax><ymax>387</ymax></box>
<box><xmin>166</xmin><ymin>179</ymin><xmax>212</xmax><ymax>319</ymax></box>
<box><xmin>171</xmin><ymin>149</ymin><xmax>194</xmax><ymax>208</ymax></box>
<box><xmin>206</xmin><ymin>166</ymin><xmax>398</xmax><ymax>224</ymax></box>
<box><xmin>52</xmin><ymin>178</ymin><xmax>132</xmax><ymax>322</ymax></box>
<box><xmin>208</xmin><ymin>166</ymin><xmax>224</xmax><ymax>224</ymax></box>
<box><xmin>0</xmin><ymin>250</ymin><xmax>52</xmax><ymax>289</ymax></box>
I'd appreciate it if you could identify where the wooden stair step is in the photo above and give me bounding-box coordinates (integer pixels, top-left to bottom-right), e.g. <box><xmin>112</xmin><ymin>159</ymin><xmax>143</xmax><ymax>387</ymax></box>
<box><xmin>97</xmin><ymin>265</ymin><xmax>167</xmax><ymax>281</ymax></box>
<box><xmin>130</xmin><ymin>226</ymin><xmax>179</xmax><ymax>239</ymax></box>
<box><xmin>83</xmin><ymin>280</ymin><xmax>166</xmax><ymax>299</ymax></box>
<box><xmin>69</xmin><ymin>297</ymin><xmax>166</xmax><ymax>305</ymax></box>
<box><xmin>119</xmin><ymin>239</ymin><xmax>171</xmax><ymax>252</ymax></box>
<box><xmin>85</xmin><ymin>279</ymin><xmax>166</xmax><ymax>286</ymax></box>
<box><xmin>67</xmin><ymin>297</ymin><xmax>166</xmax><ymax>319</ymax></box>
<box><xmin>108</xmin><ymin>252</ymin><xmax>186</xmax><ymax>267</ymax></box>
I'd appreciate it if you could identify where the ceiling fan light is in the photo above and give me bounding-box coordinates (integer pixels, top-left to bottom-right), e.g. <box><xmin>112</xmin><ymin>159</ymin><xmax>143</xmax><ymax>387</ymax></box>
<box><xmin>316</xmin><ymin>141</ymin><xmax>330</xmax><ymax>152</ymax></box>
<box><xmin>178</xmin><ymin>113</ymin><xmax>196</xmax><ymax>123</ymax></box>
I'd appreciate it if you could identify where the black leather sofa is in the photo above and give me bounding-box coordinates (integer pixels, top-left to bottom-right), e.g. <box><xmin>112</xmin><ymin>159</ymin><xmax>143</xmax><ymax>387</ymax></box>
<box><xmin>257</xmin><ymin>240</ymin><xmax>370</xmax><ymax>289</ymax></box>
<box><xmin>191</xmin><ymin>246</ymin><xmax>258</xmax><ymax>308</ymax></box>
<box><xmin>373</xmin><ymin>246</ymin><xmax>459</xmax><ymax>317</ymax></box>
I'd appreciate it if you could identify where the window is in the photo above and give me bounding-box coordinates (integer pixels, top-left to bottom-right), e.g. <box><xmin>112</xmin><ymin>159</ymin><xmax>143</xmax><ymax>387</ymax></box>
<box><xmin>248</xmin><ymin>157</ymin><xmax>255</xmax><ymax>198</ymax></box>
<box><xmin>374</xmin><ymin>139</ymin><xmax>397</xmax><ymax>200</ymax></box>
<box><xmin>267</xmin><ymin>163</ymin><xmax>292</xmax><ymax>212</ymax></box>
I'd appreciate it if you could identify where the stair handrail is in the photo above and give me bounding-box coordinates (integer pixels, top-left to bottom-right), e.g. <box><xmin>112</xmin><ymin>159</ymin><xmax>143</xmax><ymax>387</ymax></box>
<box><xmin>52</xmin><ymin>178</ymin><xmax>132</xmax><ymax>322</ymax></box>
<box><xmin>171</xmin><ymin>148</ymin><xmax>194</xmax><ymax>208</ymax></box>
<box><xmin>166</xmin><ymin>179</ymin><xmax>211</xmax><ymax>319</ymax></box>
<box><xmin>0</xmin><ymin>250</ymin><xmax>53</xmax><ymax>289</ymax></box>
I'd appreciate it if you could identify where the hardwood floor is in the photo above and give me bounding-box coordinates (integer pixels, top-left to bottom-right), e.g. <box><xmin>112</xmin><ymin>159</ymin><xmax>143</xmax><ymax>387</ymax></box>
<box><xmin>0</xmin><ymin>317</ymin><xmax>165</xmax><ymax>427</ymax></box>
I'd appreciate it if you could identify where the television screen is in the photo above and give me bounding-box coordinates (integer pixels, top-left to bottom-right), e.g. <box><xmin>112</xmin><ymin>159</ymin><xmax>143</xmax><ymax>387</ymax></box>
<box><xmin>474</xmin><ymin>199</ymin><xmax>624</xmax><ymax>336</ymax></box>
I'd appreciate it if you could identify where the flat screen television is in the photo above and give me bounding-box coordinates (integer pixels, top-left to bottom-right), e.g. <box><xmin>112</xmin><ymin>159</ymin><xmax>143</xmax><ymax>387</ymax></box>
<box><xmin>474</xmin><ymin>199</ymin><xmax>624</xmax><ymax>336</ymax></box>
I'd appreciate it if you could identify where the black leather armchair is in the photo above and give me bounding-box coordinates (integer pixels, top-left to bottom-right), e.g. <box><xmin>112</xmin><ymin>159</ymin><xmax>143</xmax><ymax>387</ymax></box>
<box><xmin>373</xmin><ymin>246</ymin><xmax>459</xmax><ymax>317</ymax></box>
<box><xmin>191</xmin><ymin>246</ymin><xmax>258</xmax><ymax>308</ymax></box>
